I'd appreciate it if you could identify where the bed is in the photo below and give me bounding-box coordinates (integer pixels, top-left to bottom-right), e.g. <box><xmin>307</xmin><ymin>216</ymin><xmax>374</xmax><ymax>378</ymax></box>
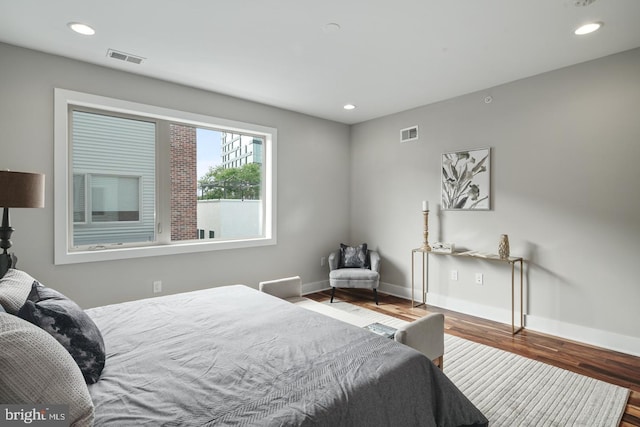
<box><xmin>0</xmin><ymin>268</ymin><xmax>487</xmax><ymax>426</ymax></box>
<box><xmin>85</xmin><ymin>284</ymin><xmax>487</xmax><ymax>426</ymax></box>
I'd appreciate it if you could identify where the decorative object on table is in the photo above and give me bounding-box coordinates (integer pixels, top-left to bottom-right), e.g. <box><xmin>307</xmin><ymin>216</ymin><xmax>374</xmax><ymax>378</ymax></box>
<box><xmin>431</xmin><ymin>242</ymin><xmax>455</xmax><ymax>254</ymax></box>
<box><xmin>421</xmin><ymin>200</ymin><xmax>431</xmax><ymax>251</ymax></box>
<box><xmin>364</xmin><ymin>322</ymin><xmax>397</xmax><ymax>339</ymax></box>
<box><xmin>441</xmin><ymin>147</ymin><xmax>491</xmax><ymax>210</ymax></box>
<box><xmin>498</xmin><ymin>234</ymin><xmax>510</xmax><ymax>259</ymax></box>
<box><xmin>0</xmin><ymin>170</ymin><xmax>45</xmax><ymax>278</ymax></box>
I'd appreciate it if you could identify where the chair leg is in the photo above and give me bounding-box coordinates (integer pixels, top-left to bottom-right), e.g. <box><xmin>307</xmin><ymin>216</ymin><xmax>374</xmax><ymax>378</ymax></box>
<box><xmin>373</xmin><ymin>289</ymin><xmax>379</xmax><ymax>305</ymax></box>
<box><xmin>330</xmin><ymin>287</ymin><xmax>336</xmax><ymax>303</ymax></box>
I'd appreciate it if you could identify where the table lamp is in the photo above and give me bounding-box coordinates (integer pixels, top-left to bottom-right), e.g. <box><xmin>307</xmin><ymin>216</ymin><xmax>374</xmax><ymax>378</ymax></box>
<box><xmin>0</xmin><ymin>170</ymin><xmax>45</xmax><ymax>278</ymax></box>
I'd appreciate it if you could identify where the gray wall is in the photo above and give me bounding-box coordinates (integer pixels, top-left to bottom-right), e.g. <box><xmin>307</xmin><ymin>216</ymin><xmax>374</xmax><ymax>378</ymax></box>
<box><xmin>350</xmin><ymin>48</ymin><xmax>640</xmax><ymax>355</ymax></box>
<box><xmin>2</xmin><ymin>41</ymin><xmax>638</xmax><ymax>355</ymax></box>
<box><xmin>0</xmin><ymin>42</ymin><xmax>350</xmax><ymax>308</ymax></box>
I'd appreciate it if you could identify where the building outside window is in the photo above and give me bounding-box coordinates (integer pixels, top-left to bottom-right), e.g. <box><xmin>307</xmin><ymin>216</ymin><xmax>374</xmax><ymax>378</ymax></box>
<box><xmin>72</xmin><ymin>110</ymin><xmax>155</xmax><ymax>246</ymax></box>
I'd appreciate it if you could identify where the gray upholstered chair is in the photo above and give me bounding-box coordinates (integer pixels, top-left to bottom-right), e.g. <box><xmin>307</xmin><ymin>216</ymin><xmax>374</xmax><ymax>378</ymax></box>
<box><xmin>328</xmin><ymin>249</ymin><xmax>381</xmax><ymax>305</ymax></box>
<box><xmin>394</xmin><ymin>313</ymin><xmax>445</xmax><ymax>369</ymax></box>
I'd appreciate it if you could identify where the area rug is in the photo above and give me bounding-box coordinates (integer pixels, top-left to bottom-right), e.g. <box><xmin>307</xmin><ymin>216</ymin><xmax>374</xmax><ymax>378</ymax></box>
<box><xmin>322</xmin><ymin>300</ymin><xmax>630</xmax><ymax>427</ymax></box>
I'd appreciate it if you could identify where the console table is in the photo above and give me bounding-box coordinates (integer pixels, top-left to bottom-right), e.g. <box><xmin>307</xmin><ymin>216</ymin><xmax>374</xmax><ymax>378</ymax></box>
<box><xmin>411</xmin><ymin>248</ymin><xmax>524</xmax><ymax>335</ymax></box>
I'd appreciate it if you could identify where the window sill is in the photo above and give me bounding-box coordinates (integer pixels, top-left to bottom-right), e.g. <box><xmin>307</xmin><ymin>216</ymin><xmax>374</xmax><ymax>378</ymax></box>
<box><xmin>54</xmin><ymin>236</ymin><xmax>276</xmax><ymax>265</ymax></box>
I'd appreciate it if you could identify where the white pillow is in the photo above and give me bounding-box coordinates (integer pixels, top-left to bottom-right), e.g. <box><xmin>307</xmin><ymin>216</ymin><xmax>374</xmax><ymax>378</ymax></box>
<box><xmin>0</xmin><ymin>269</ymin><xmax>36</xmax><ymax>314</ymax></box>
<box><xmin>0</xmin><ymin>313</ymin><xmax>94</xmax><ymax>426</ymax></box>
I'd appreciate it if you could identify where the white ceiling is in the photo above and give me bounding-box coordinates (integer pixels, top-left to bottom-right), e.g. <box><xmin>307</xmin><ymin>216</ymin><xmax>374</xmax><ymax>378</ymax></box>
<box><xmin>1</xmin><ymin>0</ymin><xmax>639</xmax><ymax>124</ymax></box>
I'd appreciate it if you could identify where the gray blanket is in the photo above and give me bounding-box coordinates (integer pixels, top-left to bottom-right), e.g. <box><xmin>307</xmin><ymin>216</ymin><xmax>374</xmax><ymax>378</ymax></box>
<box><xmin>86</xmin><ymin>285</ymin><xmax>487</xmax><ymax>426</ymax></box>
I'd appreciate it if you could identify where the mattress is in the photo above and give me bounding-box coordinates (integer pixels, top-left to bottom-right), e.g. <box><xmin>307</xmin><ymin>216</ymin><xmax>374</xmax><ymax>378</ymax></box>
<box><xmin>86</xmin><ymin>285</ymin><xmax>487</xmax><ymax>426</ymax></box>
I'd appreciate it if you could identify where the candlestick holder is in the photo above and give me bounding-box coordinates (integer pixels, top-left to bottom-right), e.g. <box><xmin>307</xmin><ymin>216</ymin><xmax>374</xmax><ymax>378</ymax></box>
<box><xmin>421</xmin><ymin>210</ymin><xmax>431</xmax><ymax>251</ymax></box>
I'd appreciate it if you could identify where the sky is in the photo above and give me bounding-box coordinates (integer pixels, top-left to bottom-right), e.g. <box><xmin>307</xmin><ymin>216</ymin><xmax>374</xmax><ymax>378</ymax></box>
<box><xmin>196</xmin><ymin>128</ymin><xmax>222</xmax><ymax>180</ymax></box>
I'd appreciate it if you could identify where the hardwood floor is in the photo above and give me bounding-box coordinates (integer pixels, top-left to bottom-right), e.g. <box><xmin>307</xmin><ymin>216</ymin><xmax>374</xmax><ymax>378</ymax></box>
<box><xmin>306</xmin><ymin>288</ymin><xmax>640</xmax><ymax>427</ymax></box>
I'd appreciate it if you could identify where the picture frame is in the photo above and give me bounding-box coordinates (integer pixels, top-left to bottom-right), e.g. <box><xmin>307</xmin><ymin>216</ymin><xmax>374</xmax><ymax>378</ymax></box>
<box><xmin>441</xmin><ymin>147</ymin><xmax>491</xmax><ymax>210</ymax></box>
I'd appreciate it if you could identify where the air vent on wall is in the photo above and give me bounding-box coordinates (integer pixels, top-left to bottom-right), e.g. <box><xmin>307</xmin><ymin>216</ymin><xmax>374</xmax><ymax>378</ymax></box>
<box><xmin>400</xmin><ymin>126</ymin><xmax>418</xmax><ymax>143</ymax></box>
<box><xmin>107</xmin><ymin>49</ymin><xmax>145</xmax><ymax>65</ymax></box>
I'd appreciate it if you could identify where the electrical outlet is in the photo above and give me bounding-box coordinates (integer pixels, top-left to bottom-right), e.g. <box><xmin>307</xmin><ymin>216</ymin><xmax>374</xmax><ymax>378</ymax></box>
<box><xmin>475</xmin><ymin>273</ymin><xmax>483</xmax><ymax>285</ymax></box>
<box><xmin>450</xmin><ymin>270</ymin><xmax>458</xmax><ymax>281</ymax></box>
<box><xmin>321</xmin><ymin>257</ymin><xmax>326</xmax><ymax>267</ymax></box>
<box><xmin>153</xmin><ymin>280</ymin><xmax>162</xmax><ymax>293</ymax></box>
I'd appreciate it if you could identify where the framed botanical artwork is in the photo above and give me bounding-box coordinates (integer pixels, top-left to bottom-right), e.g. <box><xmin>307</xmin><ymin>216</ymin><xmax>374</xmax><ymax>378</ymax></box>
<box><xmin>441</xmin><ymin>147</ymin><xmax>491</xmax><ymax>210</ymax></box>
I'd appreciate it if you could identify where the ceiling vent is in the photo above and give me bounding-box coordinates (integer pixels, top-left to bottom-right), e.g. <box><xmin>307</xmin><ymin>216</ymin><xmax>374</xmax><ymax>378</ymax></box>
<box><xmin>400</xmin><ymin>126</ymin><xmax>419</xmax><ymax>143</ymax></box>
<box><xmin>107</xmin><ymin>49</ymin><xmax>145</xmax><ymax>65</ymax></box>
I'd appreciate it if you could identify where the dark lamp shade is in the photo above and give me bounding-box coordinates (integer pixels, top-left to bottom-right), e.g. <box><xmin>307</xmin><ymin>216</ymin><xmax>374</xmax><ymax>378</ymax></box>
<box><xmin>0</xmin><ymin>171</ymin><xmax>45</xmax><ymax>208</ymax></box>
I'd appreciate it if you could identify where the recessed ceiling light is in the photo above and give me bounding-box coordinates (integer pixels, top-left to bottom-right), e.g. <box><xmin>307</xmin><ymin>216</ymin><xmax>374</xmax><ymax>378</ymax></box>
<box><xmin>68</xmin><ymin>22</ymin><xmax>96</xmax><ymax>36</ymax></box>
<box><xmin>343</xmin><ymin>104</ymin><xmax>356</xmax><ymax>110</ymax></box>
<box><xmin>574</xmin><ymin>22</ymin><xmax>602</xmax><ymax>35</ymax></box>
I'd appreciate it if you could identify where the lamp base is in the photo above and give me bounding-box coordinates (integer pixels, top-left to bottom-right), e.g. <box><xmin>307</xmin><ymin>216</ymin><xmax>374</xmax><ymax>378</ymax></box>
<box><xmin>0</xmin><ymin>207</ymin><xmax>14</xmax><ymax>253</ymax></box>
<box><xmin>0</xmin><ymin>253</ymin><xmax>12</xmax><ymax>279</ymax></box>
<box><xmin>0</xmin><ymin>207</ymin><xmax>15</xmax><ymax>278</ymax></box>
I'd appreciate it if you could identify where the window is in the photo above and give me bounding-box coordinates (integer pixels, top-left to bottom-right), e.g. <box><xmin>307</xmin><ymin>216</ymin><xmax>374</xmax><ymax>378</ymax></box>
<box><xmin>54</xmin><ymin>89</ymin><xmax>276</xmax><ymax>265</ymax></box>
<box><xmin>71</xmin><ymin>110</ymin><xmax>154</xmax><ymax>246</ymax></box>
<box><xmin>88</xmin><ymin>175</ymin><xmax>141</xmax><ymax>223</ymax></box>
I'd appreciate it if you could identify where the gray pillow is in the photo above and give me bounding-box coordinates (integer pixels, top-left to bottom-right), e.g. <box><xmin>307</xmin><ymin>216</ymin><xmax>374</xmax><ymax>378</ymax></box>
<box><xmin>0</xmin><ymin>313</ymin><xmax>94</xmax><ymax>426</ymax></box>
<box><xmin>18</xmin><ymin>281</ymin><xmax>106</xmax><ymax>384</ymax></box>
<box><xmin>339</xmin><ymin>243</ymin><xmax>369</xmax><ymax>268</ymax></box>
<box><xmin>0</xmin><ymin>269</ymin><xmax>36</xmax><ymax>314</ymax></box>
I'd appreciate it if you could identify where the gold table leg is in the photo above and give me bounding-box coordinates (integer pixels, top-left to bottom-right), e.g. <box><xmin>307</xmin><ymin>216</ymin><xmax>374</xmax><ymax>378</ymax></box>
<box><xmin>411</xmin><ymin>250</ymin><xmax>426</xmax><ymax>308</ymax></box>
<box><xmin>411</xmin><ymin>251</ymin><xmax>415</xmax><ymax>307</ymax></box>
<box><xmin>511</xmin><ymin>259</ymin><xmax>524</xmax><ymax>335</ymax></box>
<box><xmin>423</xmin><ymin>252</ymin><xmax>428</xmax><ymax>305</ymax></box>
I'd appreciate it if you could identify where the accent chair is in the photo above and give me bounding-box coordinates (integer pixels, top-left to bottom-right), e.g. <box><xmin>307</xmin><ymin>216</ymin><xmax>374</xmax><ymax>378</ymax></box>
<box><xmin>328</xmin><ymin>245</ymin><xmax>381</xmax><ymax>305</ymax></box>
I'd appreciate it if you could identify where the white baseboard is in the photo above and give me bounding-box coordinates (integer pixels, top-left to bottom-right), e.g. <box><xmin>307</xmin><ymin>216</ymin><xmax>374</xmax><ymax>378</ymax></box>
<box><xmin>301</xmin><ymin>280</ymin><xmax>330</xmax><ymax>295</ymax></box>
<box><xmin>525</xmin><ymin>315</ymin><xmax>640</xmax><ymax>357</ymax></box>
<box><xmin>425</xmin><ymin>293</ymin><xmax>515</xmax><ymax>326</ymax></box>
<box><xmin>378</xmin><ymin>281</ymin><xmax>412</xmax><ymax>300</ymax></box>
<box><xmin>303</xmin><ymin>281</ymin><xmax>640</xmax><ymax>356</ymax></box>
<box><xmin>378</xmin><ymin>282</ymin><xmax>640</xmax><ymax>357</ymax></box>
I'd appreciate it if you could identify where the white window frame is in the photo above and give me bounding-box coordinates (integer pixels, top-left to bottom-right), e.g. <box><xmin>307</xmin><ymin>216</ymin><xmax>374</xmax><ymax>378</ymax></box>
<box><xmin>54</xmin><ymin>88</ymin><xmax>277</xmax><ymax>265</ymax></box>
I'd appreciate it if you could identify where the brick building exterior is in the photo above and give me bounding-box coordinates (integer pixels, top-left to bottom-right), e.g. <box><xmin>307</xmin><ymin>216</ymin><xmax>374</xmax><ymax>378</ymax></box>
<box><xmin>170</xmin><ymin>124</ymin><xmax>197</xmax><ymax>241</ymax></box>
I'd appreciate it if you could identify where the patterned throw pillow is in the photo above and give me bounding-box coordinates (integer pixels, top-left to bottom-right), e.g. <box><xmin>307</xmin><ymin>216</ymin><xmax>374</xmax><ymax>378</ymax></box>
<box><xmin>18</xmin><ymin>281</ymin><xmax>106</xmax><ymax>384</ymax></box>
<box><xmin>339</xmin><ymin>243</ymin><xmax>369</xmax><ymax>268</ymax></box>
